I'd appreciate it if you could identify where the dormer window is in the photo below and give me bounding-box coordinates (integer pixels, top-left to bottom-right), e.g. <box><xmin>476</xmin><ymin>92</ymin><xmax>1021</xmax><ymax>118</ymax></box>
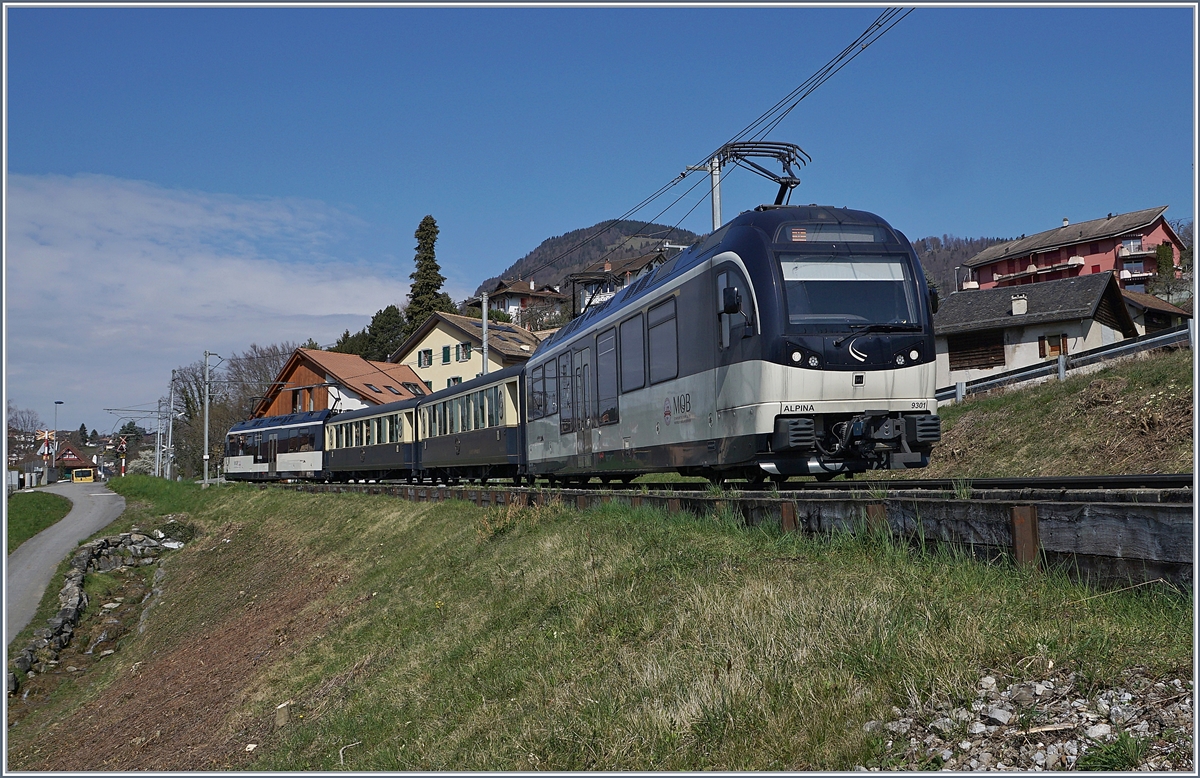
<box><xmin>385</xmin><ymin>386</ymin><xmax>402</xmax><ymax>395</ymax></box>
<box><xmin>365</xmin><ymin>384</ymin><xmax>382</xmax><ymax>394</ymax></box>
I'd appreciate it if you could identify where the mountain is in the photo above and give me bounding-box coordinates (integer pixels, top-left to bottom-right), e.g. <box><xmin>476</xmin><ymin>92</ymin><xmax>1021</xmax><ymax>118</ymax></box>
<box><xmin>475</xmin><ymin>220</ymin><xmax>702</xmax><ymax>295</ymax></box>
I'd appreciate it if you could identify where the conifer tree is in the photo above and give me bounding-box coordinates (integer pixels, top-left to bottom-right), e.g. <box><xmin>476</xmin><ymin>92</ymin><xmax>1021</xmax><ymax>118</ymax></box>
<box><xmin>364</xmin><ymin>304</ymin><xmax>407</xmax><ymax>362</ymax></box>
<box><xmin>402</xmin><ymin>215</ymin><xmax>457</xmax><ymax>341</ymax></box>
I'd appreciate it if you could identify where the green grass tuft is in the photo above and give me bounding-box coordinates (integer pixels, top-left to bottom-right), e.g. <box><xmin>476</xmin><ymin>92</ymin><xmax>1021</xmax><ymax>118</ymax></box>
<box><xmin>7</xmin><ymin>491</ymin><xmax>73</xmax><ymax>553</ymax></box>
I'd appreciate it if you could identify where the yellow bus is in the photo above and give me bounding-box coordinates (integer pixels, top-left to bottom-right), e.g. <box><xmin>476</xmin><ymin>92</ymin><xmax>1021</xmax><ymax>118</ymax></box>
<box><xmin>71</xmin><ymin>469</ymin><xmax>94</xmax><ymax>483</ymax></box>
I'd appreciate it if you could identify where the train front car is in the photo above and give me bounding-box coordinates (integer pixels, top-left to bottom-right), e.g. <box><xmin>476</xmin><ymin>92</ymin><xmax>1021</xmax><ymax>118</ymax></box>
<box><xmin>718</xmin><ymin>205</ymin><xmax>940</xmax><ymax>480</ymax></box>
<box><xmin>223</xmin><ymin>410</ymin><xmax>330</xmax><ymax>481</ymax></box>
<box><xmin>524</xmin><ymin>204</ymin><xmax>939</xmax><ymax>483</ymax></box>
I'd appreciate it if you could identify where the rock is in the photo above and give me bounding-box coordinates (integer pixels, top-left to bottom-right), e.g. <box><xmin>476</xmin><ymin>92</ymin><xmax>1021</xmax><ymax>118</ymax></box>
<box><xmin>1085</xmin><ymin>722</ymin><xmax>1112</xmax><ymax>740</ymax></box>
<box><xmin>984</xmin><ymin>707</ymin><xmax>1013</xmax><ymax>725</ymax></box>
<box><xmin>929</xmin><ymin>717</ymin><xmax>955</xmax><ymax>734</ymax></box>
<box><xmin>13</xmin><ymin>655</ymin><xmax>32</xmax><ymax>673</ymax></box>
<box><xmin>980</xmin><ymin>675</ymin><xmax>997</xmax><ymax>691</ymax></box>
<box><xmin>162</xmin><ymin>540</ymin><xmax>184</xmax><ymax>550</ymax></box>
<box><xmin>1108</xmin><ymin>704</ymin><xmax>1133</xmax><ymax>725</ymax></box>
<box><xmin>967</xmin><ymin>721</ymin><xmax>987</xmax><ymax>735</ymax></box>
<box><xmin>7</xmin><ymin>672</ymin><xmax>18</xmax><ymax>695</ymax></box>
<box><xmin>863</xmin><ymin>720</ymin><xmax>883</xmax><ymax>735</ymax></box>
<box><xmin>885</xmin><ymin>720</ymin><xmax>910</xmax><ymax>735</ymax></box>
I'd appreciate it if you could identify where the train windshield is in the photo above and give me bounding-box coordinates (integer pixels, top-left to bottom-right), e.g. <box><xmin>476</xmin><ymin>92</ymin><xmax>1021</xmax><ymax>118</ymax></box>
<box><xmin>779</xmin><ymin>254</ymin><xmax>917</xmax><ymax>325</ymax></box>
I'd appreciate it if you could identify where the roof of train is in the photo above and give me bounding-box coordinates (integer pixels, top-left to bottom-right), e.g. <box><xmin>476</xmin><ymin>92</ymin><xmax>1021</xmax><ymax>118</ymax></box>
<box><xmin>228</xmin><ymin>409</ymin><xmax>331</xmax><ymax>434</ymax></box>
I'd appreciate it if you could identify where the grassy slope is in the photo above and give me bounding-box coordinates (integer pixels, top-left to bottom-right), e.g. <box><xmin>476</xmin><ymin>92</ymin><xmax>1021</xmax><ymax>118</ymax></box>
<box><xmin>8</xmin><ymin>477</ymin><xmax>1189</xmax><ymax>771</ymax></box>
<box><xmin>888</xmin><ymin>347</ymin><xmax>1193</xmax><ymax>479</ymax></box>
<box><xmin>6</xmin><ymin>491</ymin><xmax>73</xmax><ymax>553</ymax></box>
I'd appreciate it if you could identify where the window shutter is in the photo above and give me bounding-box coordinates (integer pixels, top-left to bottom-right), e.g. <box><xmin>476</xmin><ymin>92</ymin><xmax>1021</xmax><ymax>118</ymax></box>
<box><xmin>1038</xmin><ymin>336</ymin><xmax>1046</xmax><ymax>358</ymax></box>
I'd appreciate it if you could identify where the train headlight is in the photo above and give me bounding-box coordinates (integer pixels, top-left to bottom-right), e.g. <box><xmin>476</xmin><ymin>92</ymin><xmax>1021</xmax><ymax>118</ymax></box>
<box><xmin>895</xmin><ymin>354</ymin><xmax>906</xmax><ymax>366</ymax></box>
<box><xmin>909</xmin><ymin>349</ymin><xmax>919</xmax><ymax>361</ymax></box>
<box><xmin>791</xmin><ymin>351</ymin><xmax>803</xmax><ymax>363</ymax></box>
<box><xmin>807</xmin><ymin>355</ymin><xmax>820</xmax><ymax>368</ymax></box>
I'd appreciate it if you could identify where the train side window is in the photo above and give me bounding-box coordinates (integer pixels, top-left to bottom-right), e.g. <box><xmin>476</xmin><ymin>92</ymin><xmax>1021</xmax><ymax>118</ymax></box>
<box><xmin>545</xmin><ymin>359</ymin><xmax>558</xmax><ymax>415</ymax></box>
<box><xmin>648</xmin><ymin>298</ymin><xmax>678</xmax><ymax>385</ymax></box>
<box><xmin>597</xmin><ymin>328</ymin><xmax>619</xmax><ymax>424</ymax></box>
<box><xmin>530</xmin><ymin>365</ymin><xmax>544</xmax><ymax>420</ymax></box>
<box><xmin>558</xmin><ymin>351</ymin><xmax>574</xmax><ymax>434</ymax></box>
<box><xmin>620</xmin><ymin>314</ymin><xmax>645</xmax><ymax>393</ymax></box>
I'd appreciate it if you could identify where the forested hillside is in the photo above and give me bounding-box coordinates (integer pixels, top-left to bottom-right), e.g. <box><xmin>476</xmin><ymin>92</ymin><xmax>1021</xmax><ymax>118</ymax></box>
<box><xmin>911</xmin><ymin>234</ymin><xmax>1012</xmax><ymax>294</ymax></box>
<box><xmin>475</xmin><ymin>221</ymin><xmax>700</xmax><ymax>294</ymax></box>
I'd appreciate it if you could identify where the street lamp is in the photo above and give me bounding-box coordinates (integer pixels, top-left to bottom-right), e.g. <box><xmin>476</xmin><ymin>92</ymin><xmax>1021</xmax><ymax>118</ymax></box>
<box><xmin>53</xmin><ymin>400</ymin><xmax>63</xmax><ymax>478</ymax></box>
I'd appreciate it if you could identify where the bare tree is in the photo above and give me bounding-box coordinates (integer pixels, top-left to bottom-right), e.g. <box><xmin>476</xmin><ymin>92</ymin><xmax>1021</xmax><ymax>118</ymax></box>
<box><xmin>7</xmin><ymin>400</ymin><xmax>44</xmax><ymax>462</ymax></box>
<box><xmin>166</xmin><ymin>342</ymin><xmax>299</xmax><ymax>479</ymax></box>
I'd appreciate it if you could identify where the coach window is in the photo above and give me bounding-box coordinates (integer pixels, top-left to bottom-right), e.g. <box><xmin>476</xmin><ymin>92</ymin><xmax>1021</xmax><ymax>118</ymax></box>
<box><xmin>620</xmin><ymin>314</ymin><xmax>645</xmax><ymax>393</ymax></box>
<box><xmin>558</xmin><ymin>351</ymin><xmax>574</xmax><ymax>434</ymax></box>
<box><xmin>596</xmin><ymin>328</ymin><xmax>619</xmax><ymax>425</ymax></box>
<box><xmin>530</xmin><ymin>364</ymin><xmax>544</xmax><ymax>419</ymax></box>
<box><xmin>648</xmin><ymin>298</ymin><xmax>678</xmax><ymax>385</ymax></box>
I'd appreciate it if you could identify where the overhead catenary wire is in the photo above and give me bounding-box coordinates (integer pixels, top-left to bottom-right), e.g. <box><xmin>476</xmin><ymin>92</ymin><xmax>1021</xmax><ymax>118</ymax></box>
<box><xmin>506</xmin><ymin>8</ymin><xmax>913</xmax><ymax>291</ymax></box>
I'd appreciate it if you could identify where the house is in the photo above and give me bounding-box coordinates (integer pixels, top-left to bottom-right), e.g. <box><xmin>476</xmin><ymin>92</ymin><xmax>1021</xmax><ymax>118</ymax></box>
<box><xmin>564</xmin><ymin>251</ymin><xmax>671</xmax><ymax>315</ymax></box>
<box><xmin>50</xmin><ymin>441</ymin><xmax>98</xmax><ymax>478</ymax></box>
<box><xmin>251</xmin><ymin>348</ymin><xmax>429</xmax><ymax>418</ymax></box>
<box><xmin>934</xmin><ymin>271</ymin><xmax>1138</xmax><ymax>387</ymax></box>
<box><xmin>1121</xmin><ymin>289</ymin><xmax>1191</xmax><ymax>336</ymax></box>
<box><xmin>465</xmin><ymin>278</ymin><xmax>569</xmax><ymax>328</ymax></box>
<box><xmin>962</xmin><ymin>206</ymin><xmax>1186</xmax><ymax>294</ymax></box>
<box><xmin>388</xmin><ymin>311</ymin><xmax>542</xmax><ymax>390</ymax></box>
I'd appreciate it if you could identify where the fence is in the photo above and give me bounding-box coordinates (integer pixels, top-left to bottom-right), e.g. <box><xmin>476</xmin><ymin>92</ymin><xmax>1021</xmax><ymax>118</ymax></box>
<box><xmin>936</xmin><ymin>321</ymin><xmax>1193</xmax><ymax>403</ymax></box>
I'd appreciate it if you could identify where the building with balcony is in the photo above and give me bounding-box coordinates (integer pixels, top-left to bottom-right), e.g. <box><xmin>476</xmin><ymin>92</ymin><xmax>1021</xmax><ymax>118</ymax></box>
<box><xmin>465</xmin><ymin>278</ymin><xmax>568</xmax><ymax>328</ymax></box>
<box><xmin>961</xmin><ymin>206</ymin><xmax>1185</xmax><ymax>294</ymax></box>
<box><xmin>564</xmin><ymin>251</ymin><xmax>672</xmax><ymax>315</ymax></box>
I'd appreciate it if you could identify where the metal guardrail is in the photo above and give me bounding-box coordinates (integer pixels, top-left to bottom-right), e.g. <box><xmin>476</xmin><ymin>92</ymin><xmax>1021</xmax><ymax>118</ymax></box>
<box><xmin>936</xmin><ymin>322</ymin><xmax>1192</xmax><ymax>402</ymax></box>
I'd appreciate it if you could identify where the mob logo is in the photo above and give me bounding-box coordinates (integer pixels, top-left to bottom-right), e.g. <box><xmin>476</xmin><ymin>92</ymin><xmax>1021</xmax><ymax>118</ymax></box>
<box><xmin>664</xmin><ymin>393</ymin><xmax>691</xmax><ymax>425</ymax></box>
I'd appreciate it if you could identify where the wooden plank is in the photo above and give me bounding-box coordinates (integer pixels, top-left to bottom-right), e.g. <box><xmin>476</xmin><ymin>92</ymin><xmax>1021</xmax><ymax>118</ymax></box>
<box><xmin>1011</xmin><ymin>505</ymin><xmax>1039</xmax><ymax>567</ymax></box>
<box><xmin>780</xmin><ymin>501</ymin><xmax>796</xmax><ymax>533</ymax></box>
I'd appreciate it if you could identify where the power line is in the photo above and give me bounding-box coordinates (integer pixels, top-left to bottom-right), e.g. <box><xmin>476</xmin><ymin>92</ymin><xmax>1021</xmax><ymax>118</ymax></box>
<box><xmin>508</xmin><ymin>8</ymin><xmax>913</xmax><ymax>288</ymax></box>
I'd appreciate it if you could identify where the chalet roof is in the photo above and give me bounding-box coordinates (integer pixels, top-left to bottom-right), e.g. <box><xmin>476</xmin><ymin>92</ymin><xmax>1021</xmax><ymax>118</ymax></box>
<box><xmin>252</xmin><ymin>348</ymin><xmax>427</xmax><ymax>417</ymax></box>
<box><xmin>387</xmin><ymin>312</ymin><xmax>541</xmax><ymax>364</ymax></box>
<box><xmin>575</xmin><ymin>251</ymin><xmax>667</xmax><ymax>278</ymax></box>
<box><xmin>53</xmin><ymin>441</ymin><xmax>95</xmax><ymax>468</ymax></box>
<box><xmin>934</xmin><ymin>271</ymin><xmax>1137</xmax><ymax>337</ymax></box>
<box><xmin>487</xmin><ymin>278</ymin><xmax>568</xmax><ymax>301</ymax></box>
<box><xmin>1120</xmin><ymin>289</ymin><xmax>1192</xmax><ymax>318</ymax></box>
<box><xmin>964</xmin><ymin>206</ymin><xmax>1170</xmax><ymax>269</ymax></box>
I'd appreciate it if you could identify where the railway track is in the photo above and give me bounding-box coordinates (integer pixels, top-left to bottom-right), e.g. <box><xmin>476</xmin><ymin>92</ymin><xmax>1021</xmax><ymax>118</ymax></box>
<box><xmin>268</xmin><ymin>473</ymin><xmax>1192</xmax><ymax>587</ymax></box>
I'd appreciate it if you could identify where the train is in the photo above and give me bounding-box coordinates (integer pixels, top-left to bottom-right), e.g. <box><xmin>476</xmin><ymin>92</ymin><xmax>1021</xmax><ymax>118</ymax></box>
<box><xmin>223</xmin><ymin>204</ymin><xmax>942</xmax><ymax>486</ymax></box>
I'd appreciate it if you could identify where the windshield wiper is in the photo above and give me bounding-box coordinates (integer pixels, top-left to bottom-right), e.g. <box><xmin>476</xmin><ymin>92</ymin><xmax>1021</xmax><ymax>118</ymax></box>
<box><xmin>833</xmin><ymin>323</ymin><xmax>922</xmax><ymax>347</ymax></box>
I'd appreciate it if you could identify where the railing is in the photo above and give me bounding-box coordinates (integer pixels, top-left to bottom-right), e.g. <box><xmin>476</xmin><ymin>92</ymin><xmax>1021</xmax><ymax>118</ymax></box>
<box><xmin>936</xmin><ymin>322</ymin><xmax>1192</xmax><ymax>402</ymax></box>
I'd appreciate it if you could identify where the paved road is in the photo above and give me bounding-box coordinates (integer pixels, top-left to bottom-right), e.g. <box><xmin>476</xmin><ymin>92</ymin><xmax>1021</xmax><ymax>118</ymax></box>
<box><xmin>6</xmin><ymin>481</ymin><xmax>126</xmax><ymax>646</ymax></box>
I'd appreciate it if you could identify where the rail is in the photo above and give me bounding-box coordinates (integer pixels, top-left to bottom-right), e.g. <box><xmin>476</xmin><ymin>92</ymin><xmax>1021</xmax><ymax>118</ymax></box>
<box><xmin>936</xmin><ymin>322</ymin><xmax>1192</xmax><ymax>402</ymax></box>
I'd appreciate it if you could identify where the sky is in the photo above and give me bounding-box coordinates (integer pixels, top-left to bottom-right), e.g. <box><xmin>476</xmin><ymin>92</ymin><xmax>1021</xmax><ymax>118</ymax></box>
<box><xmin>3</xmin><ymin>3</ymin><xmax>1196</xmax><ymax>436</ymax></box>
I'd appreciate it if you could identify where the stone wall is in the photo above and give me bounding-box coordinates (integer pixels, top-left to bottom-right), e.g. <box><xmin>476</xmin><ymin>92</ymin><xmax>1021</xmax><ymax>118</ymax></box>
<box><xmin>7</xmin><ymin>531</ymin><xmax>177</xmax><ymax>695</ymax></box>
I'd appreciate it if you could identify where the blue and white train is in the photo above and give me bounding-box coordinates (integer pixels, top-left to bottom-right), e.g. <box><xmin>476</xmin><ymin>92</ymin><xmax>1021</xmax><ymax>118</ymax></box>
<box><xmin>224</xmin><ymin>204</ymin><xmax>941</xmax><ymax>485</ymax></box>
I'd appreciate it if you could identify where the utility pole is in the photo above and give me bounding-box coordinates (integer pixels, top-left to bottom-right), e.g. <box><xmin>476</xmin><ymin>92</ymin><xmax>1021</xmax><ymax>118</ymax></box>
<box><xmin>154</xmin><ymin>397</ymin><xmax>164</xmax><ymax>477</ymax></box>
<box><xmin>687</xmin><ymin>157</ymin><xmax>722</xmax><ymax>233</ymax></box>
<box><xmin>203</xmin><ymin>351</ymin><xmax>216</xmax><ymax>488</ymax></box>
<box><xmin>481</xmin><ymin>291</ymin><xmax>489</xmax><ymax>376</ymax></box>
<box><xmin>166</xmin><ymin>370</ymin><xmax>176</xmax><ymax>481</ymax></box>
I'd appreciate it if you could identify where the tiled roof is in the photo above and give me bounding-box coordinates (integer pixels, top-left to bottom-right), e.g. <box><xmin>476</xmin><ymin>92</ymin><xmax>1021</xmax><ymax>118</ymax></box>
<box><xmin>964</xmin><ymin>207</ymin><xmax>1170</xmax><ymax>269</ymax></box>
<box><xmin>298</xmin><ymin>349</ymin><xmax>428</xmax><ymax>398</ymax></box>
<box><xmin>387</xmin><ymin>312</ymin><xmax>541</xmax><ymax>364</ymax></box>
<box><xmin>1121</xmin><ymin>289</ymin><xmax>1192</xmax><ymax>318</ymax></box>
<box><xmin>253</xmin><ymin>349</ymin><xmax>427</xmax><ymax>416</ymax></box>
<box><xmin>934</xmin><ymin>272</ymin><xmax>1135</xmax><ymax>336</ymax></box>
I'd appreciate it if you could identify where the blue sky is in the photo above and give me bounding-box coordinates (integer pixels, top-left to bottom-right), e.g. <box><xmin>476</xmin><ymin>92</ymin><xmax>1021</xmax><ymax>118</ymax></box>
<box><xmin>4</xmin><ymin>3</ymin><xmax>1196</xmax><ymax>435</ymax></box>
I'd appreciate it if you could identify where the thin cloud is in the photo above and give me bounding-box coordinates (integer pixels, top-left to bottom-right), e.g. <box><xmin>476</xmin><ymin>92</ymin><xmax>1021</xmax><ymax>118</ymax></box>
<box><xmin>4</xmin><ymin>173</ymin><xmax>412</xmax><ymax>427</ymax></box>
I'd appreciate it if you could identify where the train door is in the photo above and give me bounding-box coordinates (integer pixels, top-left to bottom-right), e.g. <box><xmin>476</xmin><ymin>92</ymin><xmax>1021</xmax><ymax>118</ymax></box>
<box><xmin>714</xmin><ymin>264</ymin><xmax>757</xmax><ymax>411</ymax></box>
<box><xmin>574</xmin><ymin>346</ymin><xmax>593</xmax><ymax>457</ymax></box>
<box><xmin>267</xmin><ymin>433</ymin><xmax>279</xmax><ymax>474</ymax></box>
